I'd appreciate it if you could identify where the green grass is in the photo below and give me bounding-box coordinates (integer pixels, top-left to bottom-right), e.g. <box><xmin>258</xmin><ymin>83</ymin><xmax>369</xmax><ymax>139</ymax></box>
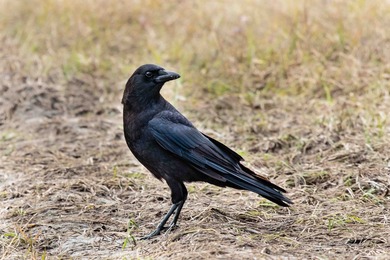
<box><xmin>327</xmin><ymin>214</ymin><xmax>366</xmax><ymax>232</ymax></box>
<box><xmin>122</xmin><ymin>219</ymin><xmax>138</xmax><ymax>249</ymax></box>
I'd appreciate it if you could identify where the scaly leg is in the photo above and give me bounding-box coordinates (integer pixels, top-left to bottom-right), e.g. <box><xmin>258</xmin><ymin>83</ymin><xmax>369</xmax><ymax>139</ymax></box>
<box><xmin>140</xmin><ymin>201</ymin><xmax>183</xmax><ymax>240</ymax></box>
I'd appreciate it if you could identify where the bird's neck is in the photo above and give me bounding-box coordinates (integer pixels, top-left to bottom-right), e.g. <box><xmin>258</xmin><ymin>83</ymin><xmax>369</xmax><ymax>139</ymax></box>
<box><xmin>123</xmin><ymin>94</ymin><xmax>162</xmax><ymax>113</ymax></box>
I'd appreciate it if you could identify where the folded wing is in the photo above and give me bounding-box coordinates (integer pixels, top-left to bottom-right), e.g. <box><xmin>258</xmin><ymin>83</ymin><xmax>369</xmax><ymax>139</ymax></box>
<box><xmin>149</xmin><ymin>112</ymin><xmax>292</xmax><ymax>206</ymax></box>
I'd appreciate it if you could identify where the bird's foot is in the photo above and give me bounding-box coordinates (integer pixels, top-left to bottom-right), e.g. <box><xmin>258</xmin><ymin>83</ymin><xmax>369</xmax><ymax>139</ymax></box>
<box><xmin>140</xmin><ymin>224</ymin><xmax>179</xmax><ymax>240</ymax></box>
<box><xmin>166</xmin><ymin>223</ymin><xmax>179</xmax><ymax>232</ymax></box>
<box><xmin>139</xmin><ymin>228</ymin><xmax>163</xmax><ymax>240</ymax></box>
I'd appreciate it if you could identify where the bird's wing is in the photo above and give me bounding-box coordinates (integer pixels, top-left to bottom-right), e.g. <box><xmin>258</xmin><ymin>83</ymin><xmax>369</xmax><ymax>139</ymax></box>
<box><xmin>149</xmin><ymin>112</ymin><xmax>291</xmax><ymax>206</ymax></box>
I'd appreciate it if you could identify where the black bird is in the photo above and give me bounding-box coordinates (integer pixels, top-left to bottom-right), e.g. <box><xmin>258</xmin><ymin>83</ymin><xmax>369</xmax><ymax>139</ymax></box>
<box><xmin>122</xmin><ymin>64</ymin><xmax>292</xmax><ymax>239</ymax></box>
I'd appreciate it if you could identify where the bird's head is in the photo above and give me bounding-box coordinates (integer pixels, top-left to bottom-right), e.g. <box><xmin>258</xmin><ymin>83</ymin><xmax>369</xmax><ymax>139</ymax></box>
<box><xmin>122</xmin><ymin>64</ymin><xmax>180</xmax><ymax>105</ymax></box>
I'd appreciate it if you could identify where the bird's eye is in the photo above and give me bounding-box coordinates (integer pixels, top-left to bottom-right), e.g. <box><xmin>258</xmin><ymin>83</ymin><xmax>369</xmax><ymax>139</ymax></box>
<box><xmin>145</xmin><ymin>71</ymin><xmax>153</xmax><ymax>78</ymax></box>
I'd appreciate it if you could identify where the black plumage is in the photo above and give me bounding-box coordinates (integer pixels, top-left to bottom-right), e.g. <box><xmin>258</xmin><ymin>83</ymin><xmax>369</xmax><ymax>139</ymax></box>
<box><xmin>122</xmin><ymin>64</ymin><xmax>292</xmax><ymax>239</ymax></box>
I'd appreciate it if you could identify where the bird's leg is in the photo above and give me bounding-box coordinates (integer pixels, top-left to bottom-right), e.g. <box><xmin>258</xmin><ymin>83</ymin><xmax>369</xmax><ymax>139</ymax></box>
<box><xmin>140</xmin><ymin>201</ymin><xmax>181</xmax><ymax>240</ymax></box>
<box><xmin>166</xmin><ymin>182</ymin><xmax>187</xmax><ymax>231</ymax></box>
<box><xmin>167</xmin><ymin>199</ymin><xmax>185</xmax><ymax>230</ymax></box>
<box><xmin>140</xmin><ymin>181</ymin><xmax>187</xmax><ymax>240</ymax></box>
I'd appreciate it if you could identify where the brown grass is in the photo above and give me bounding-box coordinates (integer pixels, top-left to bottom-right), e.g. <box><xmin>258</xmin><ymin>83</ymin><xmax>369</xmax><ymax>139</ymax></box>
<box><xmin>1</xmin><ymin>0</ymin><xmax>389</xmax><ymax>259</ymax></box>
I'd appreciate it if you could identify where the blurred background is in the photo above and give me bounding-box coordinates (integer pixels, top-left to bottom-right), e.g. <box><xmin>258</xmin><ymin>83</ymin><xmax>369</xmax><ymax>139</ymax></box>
<box><xmin>0</xmin><ymin>0</ymin><xmax>389</xmax><ymax>259</ymax></box>
<box><xmin>2</xmin><ymin>0</ymin><xmax>389</xmax><ymax>101</ymax></box>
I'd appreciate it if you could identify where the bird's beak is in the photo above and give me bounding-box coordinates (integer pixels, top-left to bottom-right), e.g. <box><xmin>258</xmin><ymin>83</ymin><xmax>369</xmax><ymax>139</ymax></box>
<box><xmin>154</xmin><ymin>69</ymin><xmax>180</xmax><ymax>83</ymax></box>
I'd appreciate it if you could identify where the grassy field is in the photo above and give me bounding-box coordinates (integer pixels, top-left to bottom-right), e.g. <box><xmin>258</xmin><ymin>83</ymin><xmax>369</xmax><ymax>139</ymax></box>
<box><xmin>1</xmin><ymin>0</ymin><xmax>389</xmax><ymax>259</ymax></box>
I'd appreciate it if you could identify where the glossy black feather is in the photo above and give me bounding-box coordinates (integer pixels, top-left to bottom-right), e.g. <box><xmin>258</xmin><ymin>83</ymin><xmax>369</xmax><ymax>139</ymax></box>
<box><xmin>149</xmin><ymin>111</ymin><xmax>292</xmax><ymax>206</ymax></box>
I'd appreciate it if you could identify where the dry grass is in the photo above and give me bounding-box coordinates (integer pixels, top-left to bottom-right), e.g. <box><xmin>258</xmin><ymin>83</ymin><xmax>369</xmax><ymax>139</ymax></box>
<box><xmin>1</xmin><ymin>0</ymin><xmax>390</xmax><ymax>259</ymax></box>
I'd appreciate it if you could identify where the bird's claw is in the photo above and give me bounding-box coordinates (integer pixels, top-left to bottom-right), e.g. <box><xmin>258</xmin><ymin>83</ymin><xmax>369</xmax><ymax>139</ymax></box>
<box><xmin>140</xmin><ymin>228</ymin><xmax>163</xmax><ymax>240</ymax></box>
<box><xmin>167</xmin><ymin>223</ymin><xmax>178</xmax><ymax>232</ymax></box>
<box><xmin>139</xmin><ymin>224</ymin><xmax>178</xmax><ymax>240</ymax></box>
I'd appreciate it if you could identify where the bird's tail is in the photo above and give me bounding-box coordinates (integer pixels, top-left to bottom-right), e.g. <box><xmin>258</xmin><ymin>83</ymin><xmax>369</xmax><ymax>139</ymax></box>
<box><xmin>224</xmin><ymin>163</ymin><xmax>293</xmax><ymax>207</ymax></box>
<box><xmin>202</xmin><ymin>133</ymin><xmax>292</xmax><ymax>206</ymax></box>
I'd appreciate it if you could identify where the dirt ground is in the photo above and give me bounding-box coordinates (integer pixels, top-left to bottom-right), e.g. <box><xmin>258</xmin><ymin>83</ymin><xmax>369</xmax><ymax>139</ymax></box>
<box><xmin>1</xmin><ymin>1</ymin><xmax>390</xmax><ymax>259</ymax></box>
<box><xmin>1</xmin><ymin>62</ymin><xmax>389</xmax><ymax>259</ymax></box>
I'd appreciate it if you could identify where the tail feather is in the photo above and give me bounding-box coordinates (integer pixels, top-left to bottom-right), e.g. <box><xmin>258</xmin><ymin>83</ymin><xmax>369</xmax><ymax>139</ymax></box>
<box><xmin>224</xmin><ymin>172</ymin><xmax>293</xmax><ymax>207</ymax></box>
<box><xmin>239</xmin><ymin>162</ymin><xmax>287</xmax><ymax>193</ymax></box>
<box><xmin>203</xmin><ymin>133</ymin><xmax>292</xmax><ymax>206</ymax></box>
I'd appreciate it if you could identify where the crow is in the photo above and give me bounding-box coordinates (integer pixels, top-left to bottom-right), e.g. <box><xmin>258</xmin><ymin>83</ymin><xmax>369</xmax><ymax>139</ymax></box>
<box><xmin>122</xmin><ymin>64</ymin><xmax>292</xmax><ymax>239</ymax></box>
